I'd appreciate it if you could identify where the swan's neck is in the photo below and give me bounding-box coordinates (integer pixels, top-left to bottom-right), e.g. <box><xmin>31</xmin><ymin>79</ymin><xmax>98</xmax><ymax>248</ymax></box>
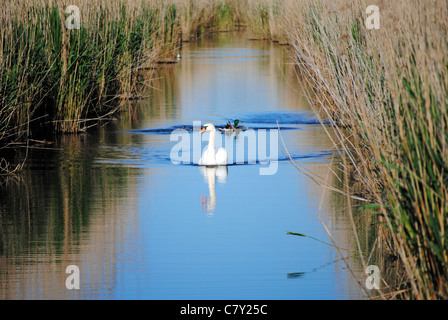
<box><xmin>208</xmin><ymin>129</ymin><xmax>216</xmax><ymax>151</ymax></box>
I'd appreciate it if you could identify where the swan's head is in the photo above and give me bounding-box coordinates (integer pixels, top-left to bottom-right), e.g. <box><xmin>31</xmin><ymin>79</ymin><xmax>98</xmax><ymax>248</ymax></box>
<box><xmin>199</xmin><ymin>123</ymin><xmax>215</xmax><ymax>134</ymax></box>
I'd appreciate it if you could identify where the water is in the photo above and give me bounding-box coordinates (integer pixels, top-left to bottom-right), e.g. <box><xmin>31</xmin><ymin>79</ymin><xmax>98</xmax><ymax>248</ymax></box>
<box><xmin>0</xmin><ymin>32</ymin><xmax>365</xmax><ymax>300</ymax></box>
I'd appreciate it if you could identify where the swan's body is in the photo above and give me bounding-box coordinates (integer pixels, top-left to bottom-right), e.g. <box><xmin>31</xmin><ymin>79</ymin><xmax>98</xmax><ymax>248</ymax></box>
<box><xmin>199</xmin><ymin>123</ymin><xmax>228</xmax><ymax>166</ymax></box>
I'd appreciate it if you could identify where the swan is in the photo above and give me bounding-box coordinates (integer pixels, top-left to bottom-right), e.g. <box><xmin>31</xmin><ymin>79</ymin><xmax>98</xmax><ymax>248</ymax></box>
<box><xmin>199</xmin><ymin>123</ymin><xmax>228</xmax><ymax>166</ymax></box>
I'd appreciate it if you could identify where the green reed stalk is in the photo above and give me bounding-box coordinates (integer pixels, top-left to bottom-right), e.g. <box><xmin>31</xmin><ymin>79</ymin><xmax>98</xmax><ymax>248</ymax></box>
<box><xmin>0</xmin><ymin>0</ymin><xmax>234</xmax><ymax>139</ymax></box>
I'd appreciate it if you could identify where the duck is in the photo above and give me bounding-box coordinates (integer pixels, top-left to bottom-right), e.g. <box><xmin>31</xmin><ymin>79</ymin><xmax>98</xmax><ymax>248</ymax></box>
<box><xmin>199</xmin><ymin>123</ymin><xmax>228</xmax><ymax>166</ymax></box>
<box><xmin>224</xmin><ymin>119</ymin><xmax>243</xmax><ymax>130</ymax></box>
<box><xmin>224</xmin><ymin>121</ymin><xmax>234</xmax><ymax>129</ymax></box>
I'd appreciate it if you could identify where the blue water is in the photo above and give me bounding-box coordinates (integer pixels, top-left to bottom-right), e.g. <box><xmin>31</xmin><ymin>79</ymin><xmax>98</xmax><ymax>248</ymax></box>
<box><xmin>0</xmin><ymin>32</ymin><xmax>364</xmax><ymax>300</ymax></box>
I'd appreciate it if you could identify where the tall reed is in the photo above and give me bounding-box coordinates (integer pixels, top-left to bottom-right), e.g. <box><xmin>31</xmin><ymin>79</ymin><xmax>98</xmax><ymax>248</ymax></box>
<box><xmin>0</xmin><ymin>0</ymin><xmax>240</xmax><ymax>144</ymax></box>
<box><xmin>1</xmin><ymin>0</ymin><xmax>169</xmax><ymax>136</ymax></box>
<box><xmin>274</xmin><ymin>0</ymin><xmax>448</xmax><ymax>299</ymax></box>
<box><xmin>244</xmin><ymin>0</ymin><xmax>287</xmax><ymax>43</ymax></box>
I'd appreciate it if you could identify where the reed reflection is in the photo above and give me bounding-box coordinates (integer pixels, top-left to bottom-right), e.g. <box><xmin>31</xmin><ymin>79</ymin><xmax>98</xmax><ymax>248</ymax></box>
<box><xmin>0</xmin><ymin>135</ymin><xmax>141</xmax><ymax>299</ymax></box>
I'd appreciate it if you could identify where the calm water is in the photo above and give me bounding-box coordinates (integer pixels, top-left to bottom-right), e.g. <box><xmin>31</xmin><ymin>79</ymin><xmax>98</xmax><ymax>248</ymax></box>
<box><xmin>0</xmin><ymin>32</ymin><xmax>365</xmax><ymax>300</ymax></box>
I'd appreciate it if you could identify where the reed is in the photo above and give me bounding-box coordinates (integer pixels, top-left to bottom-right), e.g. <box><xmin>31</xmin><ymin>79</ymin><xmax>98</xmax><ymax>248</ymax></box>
<box><xmin>0</xmin><ymin>0</ymin><xmax>241</xmax><ymax>145</ymax></box>
<box><xmin>274</xmin><ymin>0</ymin><xmax>448</xmax><ymax>299</ymax></box>
<box><xmin>243</xmin><ymin>0</ymin><xmax>287</xmax><ymax>43</ymax></box>
<box><xmin>1</xmin><ymin>0</ymin><xmax>446</xmax><ymax>299</ymax></box>
<box><xmin>2</xmin><ymin>1</ymin><xmax>161</xmax><ymax>136</ymax></box>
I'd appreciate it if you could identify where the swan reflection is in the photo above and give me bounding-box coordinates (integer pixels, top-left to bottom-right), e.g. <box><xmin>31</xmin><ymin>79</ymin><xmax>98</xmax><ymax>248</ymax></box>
<box><xmin>199</xmin><ymin>166</ymin><xmax>228</xmax><ymax>215</ymax></box>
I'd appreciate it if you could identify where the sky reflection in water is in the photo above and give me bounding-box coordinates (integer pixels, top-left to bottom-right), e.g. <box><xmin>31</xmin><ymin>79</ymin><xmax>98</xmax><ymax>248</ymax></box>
<box><xmin>0</xmin><ymin>32</ymin><xmax>364</xmax><ymax>300</ymax></box>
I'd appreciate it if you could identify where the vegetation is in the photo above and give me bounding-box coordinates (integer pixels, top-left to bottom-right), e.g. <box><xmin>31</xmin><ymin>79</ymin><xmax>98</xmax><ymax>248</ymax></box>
<box><xmin>276</xmin><ymin>0</ymin><xmax>447</xmax><ymax>299</ymax></box>
<box><xmin>0</xmin><ymin>0</ymin><xmax>239</xmax><ymax>148</ymax></box>
<box><xmin>1</xmin><ymin>0</ymin><xmax>446</xmax><ymax>299</ymax></box>
<box><xmin>238</xmin><ymin>0</ymin><xmax>447</xmax><ymax>300</ymax></box>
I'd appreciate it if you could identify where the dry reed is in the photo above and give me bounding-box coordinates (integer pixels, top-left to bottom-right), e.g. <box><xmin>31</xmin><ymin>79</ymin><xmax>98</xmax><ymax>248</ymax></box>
<box><xmin>273</xmin><ymin>0</ymin><xmax>448</xmax><ymax>299</ymax></box>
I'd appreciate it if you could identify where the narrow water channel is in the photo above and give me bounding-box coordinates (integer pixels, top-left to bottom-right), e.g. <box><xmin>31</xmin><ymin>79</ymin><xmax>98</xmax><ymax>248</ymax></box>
<box><xmin>0</xmin><ymin>32</ymin><xmax>365</xmax><ymax>299</ymax></box>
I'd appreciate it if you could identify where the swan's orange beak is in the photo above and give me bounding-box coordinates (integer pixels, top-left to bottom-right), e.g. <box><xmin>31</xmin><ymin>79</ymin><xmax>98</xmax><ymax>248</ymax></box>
<box><xmin>199</xmin><ymin>127</ymin><xmax>206</xmax><ymax>135</ymax></box>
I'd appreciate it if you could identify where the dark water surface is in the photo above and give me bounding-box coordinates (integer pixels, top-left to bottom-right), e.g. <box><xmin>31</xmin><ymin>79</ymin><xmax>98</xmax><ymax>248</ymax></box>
<box><xmin>0</xmin><ymin>32</ymin><xmax>365</xmax><ymax>299</ymax></box>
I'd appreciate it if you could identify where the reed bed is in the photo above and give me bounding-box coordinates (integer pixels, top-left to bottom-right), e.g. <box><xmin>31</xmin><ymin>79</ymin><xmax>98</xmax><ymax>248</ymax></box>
<box><xmin>2</xmin><ymin>1</ymin><xmax>155</xmax><ymax>136</ymax></box>
<box><xmin>0</xmin><ymin>0</ymin><xmax>238</xmax><ymax>147</ymax></box>
<box><xmin>236</xmin><ymin>0</ymin><xmax>448</xmax><ymax>300</ymax></box>
<box><xmin>243</xmin><ymin>0</ymin><xmax>287</xmax><ymax>43</ymax></box>
<box><xmin>270</xmin><ymin>0</ymin><xmax>447</xmax><ymax>299</ymax></box>
<box><xmin>1</xmin><ymin>0</ymin><xmax>446</xmax><ymax>299</ymax></box>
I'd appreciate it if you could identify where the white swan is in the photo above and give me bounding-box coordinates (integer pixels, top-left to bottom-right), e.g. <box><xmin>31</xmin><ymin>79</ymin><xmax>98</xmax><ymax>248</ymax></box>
<box><xmin>199</xmin><ymin>123</ymin><xmax>228</xmax><ymax>166</ymax></box>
